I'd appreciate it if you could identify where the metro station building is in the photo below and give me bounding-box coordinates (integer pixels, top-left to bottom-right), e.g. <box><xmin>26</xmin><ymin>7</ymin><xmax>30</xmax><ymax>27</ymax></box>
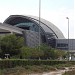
<box><xmin>0</xmin><ymin>15</ymin><xmax>75</xmax><ymax>54</ymax></box>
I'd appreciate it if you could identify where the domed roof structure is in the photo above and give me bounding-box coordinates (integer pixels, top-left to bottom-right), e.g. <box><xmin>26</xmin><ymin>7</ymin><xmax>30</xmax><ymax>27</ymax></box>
<box><xmin>4</xmin><ymin>15</ymin><xmax>65</xmax><ymax>39</ymax></box>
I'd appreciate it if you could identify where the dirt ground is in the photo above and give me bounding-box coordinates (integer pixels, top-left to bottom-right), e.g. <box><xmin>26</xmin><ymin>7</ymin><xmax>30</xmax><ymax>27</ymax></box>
<box><xmin>20</xmin><ymin>67</ymin><xmax>75</xmax><ymax>75</ymax></box>
<box><xmin>2</xmin><ymin>66</ymin><xmax>75</xmax><ymax>75</ymax></box>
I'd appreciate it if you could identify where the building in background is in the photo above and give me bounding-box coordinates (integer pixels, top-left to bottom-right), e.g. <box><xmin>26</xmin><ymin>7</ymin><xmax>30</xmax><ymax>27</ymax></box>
<box><xmin>0</xmin><ymin>15</ymin><xmax>75</xmax><ymax>55</ymax></box>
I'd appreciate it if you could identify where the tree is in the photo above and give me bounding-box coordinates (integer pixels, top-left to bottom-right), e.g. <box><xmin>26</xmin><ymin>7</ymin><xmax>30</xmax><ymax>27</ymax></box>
<box><xmin>19</xmin><ymin>44</ymin><xmax>67</xmax><ymax>60</ymax></box>
<box><xmin>54</xmin><ymin>49</ymin><xmax>67</xmax><ymax>59</ymax></box>
<box><xmin>20</xmin><ymin>46</ymin><xmax>44</xmax><ymax>59</ymax></box>
<box><xmin>30</xmin><ymin>47</ymin><xmax>44</xmax><ymax>59</ymax></box>
<box><xmin>36</xmin><ymin>44</ymin><xmax>67</xmax><ymax>60</ymax></box>
<box><xmin>1</xmin><ymin>34</ymin><xmax>24</xmax><ymax>57</ymax></box>
<box><xmin>20</xmin><ymin>46</ymin><xmax>32</xmax><ymax>59</ymax></box>
<box><xmin>40</xmin><ymin>44</ymin><xmax>55</xmax><ymax>59</ymax></box>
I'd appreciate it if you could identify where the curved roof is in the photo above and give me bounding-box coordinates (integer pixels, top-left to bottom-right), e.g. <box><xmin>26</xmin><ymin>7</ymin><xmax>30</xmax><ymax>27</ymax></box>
<box><xmin>3</xmin><ymin>15</ymin><xmax>65</xmax><ymax>39</ymax></box>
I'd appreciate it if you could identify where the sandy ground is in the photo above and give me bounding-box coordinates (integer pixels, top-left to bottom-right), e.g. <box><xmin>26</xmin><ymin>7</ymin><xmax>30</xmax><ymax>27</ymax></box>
<box><xmin>8</xmin><ymin>66</ymin><xmax>75</xmax><ymax>75</ymax></box>
<box><xmin>42</xmin><ymin>70</ymin><xmax>67</xmax><ymax>75</ymax></box>
<box><xmin>31</xmin><ymin>70</ymin><xmax>66</xmax><ymax>75</ymax></box>
<box><xmin>25</xmin><ymin>67</ymin><xmax>73</xmax><ymax>75</ymax></box>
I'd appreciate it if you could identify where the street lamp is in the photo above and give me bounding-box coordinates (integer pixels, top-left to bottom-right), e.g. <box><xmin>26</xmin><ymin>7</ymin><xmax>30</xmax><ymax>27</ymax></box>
<box><xmin>39</xmin><ymin>0</ymin><xmax>41</xmax><ymax>48</ymax></box>
<box><xmin>38</xmin><ymin>0</ymin><xmax>41</xmax><ymax>60</ymax></box>
<box><xmin>66</xmin><ymin>17</ymin><xmax>69</xmax><ymax>61</ymax></box>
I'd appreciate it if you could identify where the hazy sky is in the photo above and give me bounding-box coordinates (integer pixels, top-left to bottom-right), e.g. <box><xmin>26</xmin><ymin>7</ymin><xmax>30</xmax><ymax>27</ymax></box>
<box><xmin>0</xmin><ymin>0</ymin><xmax>74</xmax><ymax>39</ymax></box>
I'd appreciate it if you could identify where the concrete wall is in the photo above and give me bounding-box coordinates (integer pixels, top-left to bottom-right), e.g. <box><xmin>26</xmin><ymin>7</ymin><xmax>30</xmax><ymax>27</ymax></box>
<box><xmin>24</xmin><ymin>30</ymin><xmax>42</xmax><ymax>47</ymax></box>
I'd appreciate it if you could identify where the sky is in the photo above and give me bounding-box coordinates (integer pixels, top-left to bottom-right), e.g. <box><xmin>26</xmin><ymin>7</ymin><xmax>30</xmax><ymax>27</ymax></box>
<box><xmin>0</xmin><ymin>0</ymin><xmax>74</xmax><ymax>39</ymax></box>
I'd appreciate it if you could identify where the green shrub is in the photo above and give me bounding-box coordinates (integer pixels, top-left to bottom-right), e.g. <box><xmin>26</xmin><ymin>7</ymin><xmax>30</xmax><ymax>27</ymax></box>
<box><xmin>0</xmin><ymin>59</ymin><xmax>75</xmax><ymax>69</ymax></box>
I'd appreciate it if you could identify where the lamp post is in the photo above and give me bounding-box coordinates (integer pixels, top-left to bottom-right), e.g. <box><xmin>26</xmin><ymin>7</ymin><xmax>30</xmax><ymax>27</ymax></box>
<box><xmin>66</xmin><ymin>17</ymin><xmax>69</xmax><ymax>61</ymax></box>
<box><xmin>38</xmin><ymin>0</ymin><xmax>41</xmax><ymax>60</ymax></box>
<box><xmin>39</xmin><ymin>0</ymin><xmax>41</xmax><ymax>48</ymax></box>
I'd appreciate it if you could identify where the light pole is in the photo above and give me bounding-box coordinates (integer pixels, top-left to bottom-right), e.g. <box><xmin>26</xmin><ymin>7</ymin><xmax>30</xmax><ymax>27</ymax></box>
<box><xmin>66</xmin><ymin>17</ymin><xmax>69</xmax><ymax>61</ymax></box>
<box><xmin>39</xmin><ymin>0</ymin><xmax>41</xmax><ymax>48</ymax></box>
<box><xmin>38</xmin><ymin>0</ymin><xmax>41</xmax><ymax>60</ymax></box>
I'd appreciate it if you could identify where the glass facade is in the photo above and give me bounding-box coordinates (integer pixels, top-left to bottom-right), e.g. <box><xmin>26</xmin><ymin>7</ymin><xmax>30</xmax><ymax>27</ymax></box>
<box><xmin>15</xmin><ymin>22</ymin><xmax>45</xmax><ymax>34</ymax></box>
<box><xmin>57</xmin><ymin>43</ymin><xmax>68</xmax><ymax>50</ymax></box>
<box><xmin>57</xmin><ymin>43</ymin><xmax>68</xmax><ymax>47</ymax></box>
